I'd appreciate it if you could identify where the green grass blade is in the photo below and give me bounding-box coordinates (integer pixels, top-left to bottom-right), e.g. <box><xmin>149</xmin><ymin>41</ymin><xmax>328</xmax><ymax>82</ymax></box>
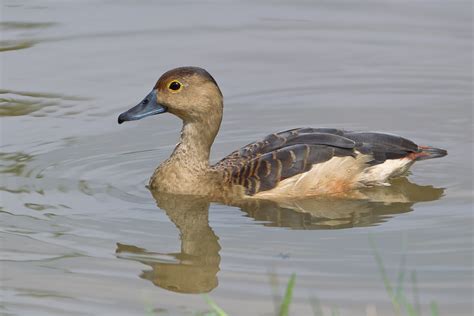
<box><xmin>401</xmin><ymin>296</ymin><xmax>418</xmax><ymax>316</ymax></box>
<box><xmin>309</xmin><ymin>296</ymin><xmax>323</xmax><ymax>316</ymax></box>
<box><xmin>203</xmin><ymin>295</ymin><xmax>229</xmax><ymax>316</ymax></box>
<box><xmin>395</xmin><ymin>243</ymin><xmax>407</xmax><ymax>300</ymax></box>
<box><xmin>430</xmin><ymin>302</ymin><xmax>439</xmax><ymax>316</ymax></box>
<box><xmin>369</xmin><ymin>234</ymin><xmax>400</xmax><ymax>314</ymax></box>
<box><xmin>144</xmin><ymin>304</ymin><xmax>154</xmax><ymax>316</ymax></box>
<box><xmin>411</xmin><ymin>270</ymin><xmax>421</xmax><ymax>315</ymax></box>
<box><xmin>278</xmin><ymin>273</ymin><xmax>296</xmax><ymax>316</ymax></box>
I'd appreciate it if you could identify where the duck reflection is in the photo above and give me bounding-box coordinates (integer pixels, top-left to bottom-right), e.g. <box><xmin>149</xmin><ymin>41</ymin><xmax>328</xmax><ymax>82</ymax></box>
<box><xmin>116</xmin><ymin>178</ymin><xmax>443</xmax><ymax>293</ymax></box>
<box><xmin>116</xmin><ymin>193</ymin><xmax>220</xmax><ymax>293</ymax></box>
<box><xmin>237</xmin><ymin>178</ymin><xmax>444</xmax><ymax>229</ymax></box>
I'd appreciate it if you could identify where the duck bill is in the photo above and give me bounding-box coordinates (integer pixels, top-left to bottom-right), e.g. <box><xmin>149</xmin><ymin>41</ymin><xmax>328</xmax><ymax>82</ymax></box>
<box><xmin>118</xmin><ymin>90</ymin><xmax>167</xmax><ymax>124</ymax></box>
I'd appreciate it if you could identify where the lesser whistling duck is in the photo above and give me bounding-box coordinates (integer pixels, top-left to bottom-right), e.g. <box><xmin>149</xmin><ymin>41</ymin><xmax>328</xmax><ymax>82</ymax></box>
<box><xmin>118</xmin><ymin>67</ymin><xmax>447</xmax><ymax>199</ymax></box>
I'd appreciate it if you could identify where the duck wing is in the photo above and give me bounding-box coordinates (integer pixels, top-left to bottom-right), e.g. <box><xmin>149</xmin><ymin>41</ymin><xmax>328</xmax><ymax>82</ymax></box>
<box><xmin>342</xmin><ymin>131</ymin><xmax>419</xmax><ymax>163</ymax></box>
<box><xmin>216</xmin><ymin>128</ymin><xmax>354</xmax><ymax>162</ymax></box>
<box><xmin>214</xmin><ymin>128</ymin><xmax>358</xmax><ymax>195</ymax></box>
<box><xmin>214</xmin><ymin>128</ymin><xmax>430</xmax><ymax>196</ymax></box>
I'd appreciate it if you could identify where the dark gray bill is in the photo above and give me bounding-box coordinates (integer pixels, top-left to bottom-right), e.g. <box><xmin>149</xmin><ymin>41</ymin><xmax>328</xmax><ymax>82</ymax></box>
<box><xmin>118</xmin><ymin>90</ymin><xmax>167</xmax><ymax>124</ymax></box>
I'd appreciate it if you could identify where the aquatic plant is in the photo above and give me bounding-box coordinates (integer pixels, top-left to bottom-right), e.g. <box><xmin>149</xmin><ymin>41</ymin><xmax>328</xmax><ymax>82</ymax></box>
<box><xmin>196</xmin><ymin>236</ymin><xmax>441</xmax><ymax>316</ymax></box>
<box><xmin>142</xmin><ymin>235</ymin><xmax>440</xmax><ymax>315</ymax></box>
<box><xmin>369</xmin><ymin>235</ymin><xmax>439</xmax><ymax>316</ymax></box>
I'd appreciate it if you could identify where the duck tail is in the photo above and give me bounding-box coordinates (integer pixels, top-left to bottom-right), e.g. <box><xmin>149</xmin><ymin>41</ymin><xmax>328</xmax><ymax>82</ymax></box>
<box><xmin>411</xmin><ymin>146</ymin><xmax>448</xmax><ymax>161</ymax></box>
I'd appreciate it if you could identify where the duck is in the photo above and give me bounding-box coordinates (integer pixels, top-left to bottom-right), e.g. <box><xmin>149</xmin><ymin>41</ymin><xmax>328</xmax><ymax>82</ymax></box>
<box><xmin>118</xmin><ymin>66</ymin><xmax>447</xmax><ymax>199</ymax></box>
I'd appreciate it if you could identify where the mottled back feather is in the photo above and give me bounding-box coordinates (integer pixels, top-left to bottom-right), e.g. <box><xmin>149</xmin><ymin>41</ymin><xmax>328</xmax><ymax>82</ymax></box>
<box><xmin>214</xmin><ymin>128</ymin><xmax>422</xmax><ymax>195</ymax></box>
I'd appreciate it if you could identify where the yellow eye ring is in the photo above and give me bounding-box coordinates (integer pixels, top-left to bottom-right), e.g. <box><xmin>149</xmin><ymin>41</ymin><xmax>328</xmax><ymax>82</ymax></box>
<box><xmin>168</xmin><ymin>80</ymin><xmax>183</xmax><ymax>92</ymax></box>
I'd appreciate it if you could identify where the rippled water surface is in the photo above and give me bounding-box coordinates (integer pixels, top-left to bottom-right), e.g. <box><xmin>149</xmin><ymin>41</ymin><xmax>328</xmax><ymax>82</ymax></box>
<box><xmin>1</xmin><ymin>1</ymin><xmax>472</xmax><ymax>315</ymax></box>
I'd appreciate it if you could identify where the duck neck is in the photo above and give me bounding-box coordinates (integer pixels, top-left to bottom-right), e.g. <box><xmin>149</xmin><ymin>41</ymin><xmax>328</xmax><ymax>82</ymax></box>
<box><xmin>150</xmin><ymin>97</ymin><xmax>224</xmax><ymax>194</ymax></box>
<box><xmin>170</xmin><ymin>119</ymin><xmax>218</xmax><ymax>171</ymax></box>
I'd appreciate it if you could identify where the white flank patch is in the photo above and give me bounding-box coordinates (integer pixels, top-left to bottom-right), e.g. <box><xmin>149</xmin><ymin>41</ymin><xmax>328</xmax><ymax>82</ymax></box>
<box><xmin>254</xmin><ymin>154</ymin><xmax>371</xmax><ymax>198</ymax></box>
<box><xmin>253</xmin><ymin>155</ymin><xmax>416</xmax><ymax>198</ymax></box>
<box><xmin>356</xmin><ymin>158</ymin><xmax>415</xmax><ymax>186</ymax></box>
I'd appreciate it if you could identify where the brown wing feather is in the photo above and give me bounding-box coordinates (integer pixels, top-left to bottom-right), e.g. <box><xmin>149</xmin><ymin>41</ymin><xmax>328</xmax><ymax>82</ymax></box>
<box><xmin>225</xmin><ymin>143</ymin><xmax>355</xmax><ymax>195</ymax></box>
<box><xmin>215</xmin><ymin>127</ymin><xmax>354</xmax><ymax>165</ymax></box>
<box><xmin>215</xmin><ymin>128</ymin><xmax>424</xmax><ymax>196</ymax></box>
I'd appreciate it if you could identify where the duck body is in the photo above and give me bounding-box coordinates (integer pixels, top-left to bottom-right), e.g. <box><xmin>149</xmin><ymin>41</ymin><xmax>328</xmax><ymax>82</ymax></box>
<box><xmin>118</xmin><ymin>67</ymin><xmax>447</xmax><ymax>200</ymax></box>
<box><xmin>213</xmin><ymin>127</ymin><xmax>446</xmax><ymax>198</ymax></box>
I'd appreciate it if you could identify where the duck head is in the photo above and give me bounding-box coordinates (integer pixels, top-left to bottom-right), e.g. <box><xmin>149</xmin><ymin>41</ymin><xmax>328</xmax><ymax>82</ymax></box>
<box><xmin>118</xmin><ymin>67</ymin><xmax>223</xmax><ymax>125</ymax></box>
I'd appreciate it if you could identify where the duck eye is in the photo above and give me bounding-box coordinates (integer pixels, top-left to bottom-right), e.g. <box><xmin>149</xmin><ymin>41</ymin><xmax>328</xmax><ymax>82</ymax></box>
<box><xmin>168</xmin><ymin>81</ymin><xmax>182</xmax><ymax>91</ymax></box>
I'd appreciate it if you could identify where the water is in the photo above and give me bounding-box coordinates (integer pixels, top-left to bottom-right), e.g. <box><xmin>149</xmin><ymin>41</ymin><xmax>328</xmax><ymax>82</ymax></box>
<box><xmin>1</xmin><ymin>0</ymin><xmax>472</xmax><ymax>315</ymax></box>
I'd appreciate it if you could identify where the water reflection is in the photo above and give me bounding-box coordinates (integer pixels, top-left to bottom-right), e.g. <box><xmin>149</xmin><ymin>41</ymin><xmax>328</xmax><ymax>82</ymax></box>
<box><xmin>0</xmin><ymin>40</ymin><xmax>35</xmax><ymax>52</ymax></box>
<box><xmin>0</xmin><ymin>20</ymin><xmax>56</xmax><ymax>52</ymax></box>
<box><xmin>0</xmin><ymin>89</ymin><xmax>88</xmax><ymax>117</ymax></box>
<box><xmin>0</xmin><ymin>21</ymin><xmax>56</xmax><ymax>30</ymax></box>
<box><xmin>0</xmin><ymin>152</ymin><xmax>34</xmax><ymax>176</ymax></box>
<box><xmin>116</xmin><ymin>178</ymin><xmax>443</xmax><ymax>293</ymax></box>
<box><xmin>237</xmin><ymin>178</ymin><xmax>445</xmax><ymax>229</ymax></box>
<box><xmin>116</xmin><ymin>193</ymin><xmax>221</xmax><ymax>294</ymax></box>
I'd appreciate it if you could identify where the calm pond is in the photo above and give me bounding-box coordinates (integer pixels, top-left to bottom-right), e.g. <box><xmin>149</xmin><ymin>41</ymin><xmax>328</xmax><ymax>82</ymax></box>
<box><xmin>1</xmin><ymin>0</ymin><xmax>472</xmax><ymax>315</ymax></box>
